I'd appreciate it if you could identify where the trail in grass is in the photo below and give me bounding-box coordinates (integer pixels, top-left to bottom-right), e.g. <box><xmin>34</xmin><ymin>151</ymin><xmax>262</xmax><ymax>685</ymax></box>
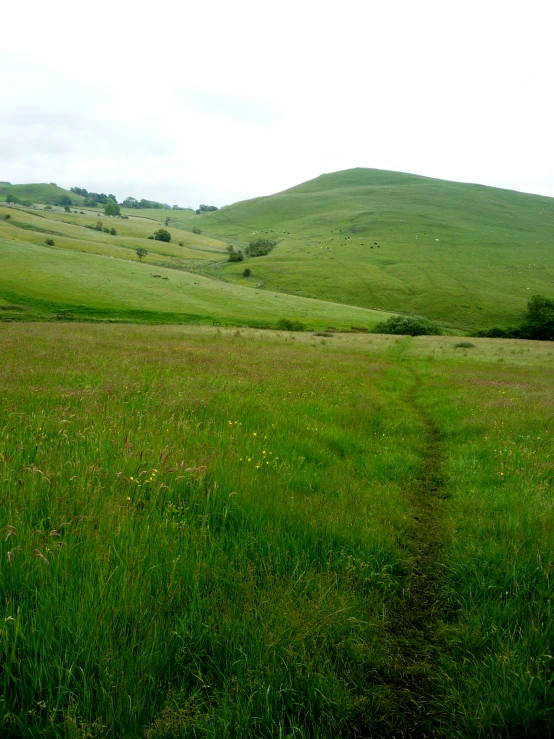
<box><xmin>377</xmin><ymin>364</ymin><xmax>447</xmax><ymax>737</ymax></box>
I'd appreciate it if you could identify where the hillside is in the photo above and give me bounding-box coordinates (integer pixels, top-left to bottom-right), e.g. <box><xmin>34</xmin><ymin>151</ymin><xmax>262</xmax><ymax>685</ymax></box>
<box><xmin>0</xmin><ymin>203</ymin><xmax>392</xmax><ymax>329</ymax></box>
<box><xmin>173</xmin><ymin>168</ymin><xmax>554</xmax><ymax>330</ymax></box>
<box><xmin>0</xmin><ymin>182</ymin><xmax>85</xmax><ymax>205</ymax></box>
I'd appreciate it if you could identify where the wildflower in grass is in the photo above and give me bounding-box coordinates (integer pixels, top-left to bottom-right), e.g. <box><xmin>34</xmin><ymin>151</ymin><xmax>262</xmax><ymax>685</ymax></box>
<box><xmin>248</xmin><ymin>458</ymin><xmax>252</xmax><ymax>462</ymax></box>
<box><xmin>256</xmin><ymin>465</ymin><xmax>260</xmax><ymax>469</ymax></box>
<box><xmin>253</xmin><ymin>432</ymin><xmax>257</xmax><ymax>436</ymax></box>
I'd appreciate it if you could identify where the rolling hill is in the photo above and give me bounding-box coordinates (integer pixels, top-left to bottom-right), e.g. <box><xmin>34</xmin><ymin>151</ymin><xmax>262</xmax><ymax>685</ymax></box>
<box><xmin>0</xmin><ymin>203</ymin><xmax>392</xmax><ymax>329</ymax></box>
<box><xmin>0</xmin><ymin>182</ymin><xmax>85</xmax><ymax>205</ymax></box>
<box><xmin>173</xmin><ymin>168</ymin><xmax>554</xmax><ymax>330</ymax></box>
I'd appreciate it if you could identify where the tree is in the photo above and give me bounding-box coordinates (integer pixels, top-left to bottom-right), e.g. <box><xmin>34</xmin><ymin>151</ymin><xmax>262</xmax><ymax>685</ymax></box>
<box><xmin>64</xmin><ymin>206</ymin><xmax>71</xmax><ymax>212</ymax></box>
<box><xmin>164</xmin><ymin>217</ymin><xmax>170</xmax><ymax>227</ymax></box>
<box><xmin>104</xmin><ymin>199</ymin><xmax>120</xmax><ymax>217</ymax></box>
<box><xmin>110</xmin><ymin>227</ymin><xmax>117</xmax><ymax>235</ymax></box>
<box><xmin>58</xmin><ymin>195</ymin><xmax>73</xmax><ymax>207</ymax></box>
<box><xmin>519</xmin><ymin>294</ymin><xmax>554</xmax><ymax>340</ymax></box>
<box><xmin>153</xmin><ymin>228</ymin><xmax>171</xmax><ymax>242</ymax></box>
<box><xmin>195</xmin><ymin>204</ymin><xmax>218</xmax><ymax>214</ymax></box>
<box><xmin>136</xmin><ymin>248</ymin><xmax>148</xmax><ymax>261</ymax></box>
<box><xmin>243</xmin><ymin>268</ymin><xmax>251</xmax><ymax>277</ymax></box>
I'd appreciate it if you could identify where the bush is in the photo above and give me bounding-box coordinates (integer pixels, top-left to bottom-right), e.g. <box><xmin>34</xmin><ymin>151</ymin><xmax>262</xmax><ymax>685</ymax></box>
<box><xmin>153</xmin><ymin>229</ymin><xmax>171</xmax><ymax>242</ymax></box>
<box><xmin>473</xmin><ymin>327</ymin><xmax>515</xmax><ymax>338</ymax></box>
<box><xmin>243</xmin><ymin>268</ymin><xmax>251</xmax><ymax>277</ymax></box>
<box><xmin>245</xmin><ymin>238</ymin><xmax>276</xmax><ymax>258</ymax></box>
<box><xmin>455</xmin><ymin>342</ymin><xmax>475</xmax><ymax>348</ymax></box>
<box><xmin>64</xmin><ymin>206</ymin><xmax>71</xmax><ymax>212</ymax></box>
<box><xmin>518</xmin><ymin>294</ymin><xmax>554</xmax><ymax>340</ymax></box>
<box><xmin>45</xmin><ymin>238</ymin><xmax>55</xmax><ymax>246</ymax></box>
<box><xmin>228</xmin><ymin>250</ymin><xmax>244</xmax><ymax>262</ymax></box>
<box><xmin>373</xmin><ymin>315</ymin><xmax>442</xmax><ymax>336</ymax></box>
<box><xmin>276</xmin><ymin>319</ymin><xmax>306</xmax><ymax>332</ymax></box>
<box><xmin>110</xmin><ymin>228</ymin><xmax>117</xmax><ymax>235</ymax></box>
<box><xmin>192</xmin><ymin>227</ymin><xmax>201</xmax><ymax>235</ymax></box>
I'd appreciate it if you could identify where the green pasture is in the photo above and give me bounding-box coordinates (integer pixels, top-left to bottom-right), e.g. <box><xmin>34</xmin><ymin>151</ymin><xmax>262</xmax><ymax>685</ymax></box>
<box><xmin>0</xmin><ymin>324</ymin><xmax>552</xmax><ymax>737</ymax></box>
<box><xmin>0</xmin><ymin>236</ymin><xmax>392</xmax><ymax>328</ymax></box>
<box><xmin>176</xmin><ymin>168</ymin><xmax>554</xmax><ymax>330</ymax></box>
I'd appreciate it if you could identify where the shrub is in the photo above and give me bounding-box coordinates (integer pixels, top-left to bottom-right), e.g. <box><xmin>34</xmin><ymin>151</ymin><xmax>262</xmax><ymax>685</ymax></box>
<box><xmin>245</xmin><ymin>238</ymin><xmax>276</xmax><ymax>258</ymax></box>
<box><xmin>243</xmin><ymin>268</ymin><xmax>251</xmax><ymax>277</ymax></box>
<box><xmin>455</xmin><ymin>342</ymin><xmax>475</xmax><ymax>348</ymax></box>
<box><xmin>276</xmin><ymin>319</ymin><xmax>306</xmax><ymax>332</ymax></box>
<box><xmin>103</xmin><ymin>227</ymin><xmax>110</xmax><ymax>233</ymax></box>
<box><xmin>373</xmin><ymin>315</ymin><xmax>442</xmax><ymax>336</ymax></box>
<box><xmin>95</xmin><ymin>220</ymin><xmax>103</xmax><ymax>231</ymax></box>
<box><xmin>518</xmin><ymin>294</ymin><xmax>554</xmax><ymax>341</ymax></box>
<box><xmin>64</xmin><ymin>206</ymin><xmax>71</xmax><ymax>212</ymax></box>
<box><xmin>178</xmin><ymin>241</ymin><xmax>184</xmax><ymax>247</ymax></box>
<box><xmin>228</xmin><ymin>250</ymin><xmax>244</xmax><ymax>262</ymax></box>
<box><xmin>473</xmin><ymin>327</ymin><xmax>514</xmax><ymax>338</ymax></box>
<box><xmin>153</xmin><ymin>229</ymin><xmax>171</xmax><ymax>242</ymax></box>
<box><xmin>45</xmin><ymin>238</ymin><xmax>55</xmax><ymax>246</ymax></box>
<box><xmin>110</xmin><ymin>228</ymin><xmax>117</xmax><ymax>235</ymax></box>
<box><xmin>192</xmin><ymin>227</ymin><xmax>201</xmax><ymax>235</ymax></box>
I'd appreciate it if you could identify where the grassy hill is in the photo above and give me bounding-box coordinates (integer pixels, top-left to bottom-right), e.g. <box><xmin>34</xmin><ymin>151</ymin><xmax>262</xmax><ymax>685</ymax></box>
<box><xmin>0</xmin><ymin>182</ymin><xmax>85</xmax><ymax>205</ymax></box>
<box><xmin>172</xmin><ymin>168</ymin><xmax>554</xmax><ymax>331</ymax></box>
<box><xmin>0</xmin><ymin>204</ymin><xmax>392</xmax><ymax>329</ymax></box>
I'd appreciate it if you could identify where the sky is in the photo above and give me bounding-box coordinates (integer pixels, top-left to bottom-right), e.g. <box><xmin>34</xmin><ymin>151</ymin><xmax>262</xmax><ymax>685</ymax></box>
<box><xmin>1</xmin><ymin>0</ymin><xmax>552</xmax><ymax>207</ymax></box>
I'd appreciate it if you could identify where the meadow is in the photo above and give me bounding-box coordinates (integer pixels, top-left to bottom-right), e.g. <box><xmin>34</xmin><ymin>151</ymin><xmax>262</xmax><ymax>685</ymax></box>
<box><xmin>1</xmin><ymin>323</ymin><xmax>552</xmax><ymax>737</ymax></box>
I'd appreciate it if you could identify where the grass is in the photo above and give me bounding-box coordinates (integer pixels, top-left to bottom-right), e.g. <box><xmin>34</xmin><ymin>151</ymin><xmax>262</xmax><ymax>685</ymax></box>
<box><xmin>173</xmin><ymin>168</ymin><xmax>554</xmax><ymax>331</ymax></box>
<box><xmin>1</xmin><ymin>324</ymin><xmax>553</xmax><ymax>737</ymax></box>
<box><xmin>0</xmin><ymin>183</ymin><xmax>85</xmax><ymax>206</ymax></box>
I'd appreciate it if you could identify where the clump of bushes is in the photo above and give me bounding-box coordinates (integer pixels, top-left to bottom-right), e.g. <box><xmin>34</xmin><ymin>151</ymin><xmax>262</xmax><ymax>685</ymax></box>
<box><xmin>110</xmin><ymin>228</ymin><xmax>116</xmax><ymax>235</ymax></box>
<box><xmin>455</xmin><ymin>341</ymin><xmax>475</xmax><ymax>348</ymax></box>
<box><xmin>192</xmin><ymin>227</ymin><xmax>201</xmax><ymax>235</ymax></box>
<box><xmin>373</xmin><ymin>315</ymin><xmax>442</xmax><ymax>336</ymax></box>
<box><xmin>226</xmin><ymin>245</ymin><xmax>243</xmax><ymax>262</ymax></box>
<box><xmin>45</xmin><ymin>238</ymin><xmax>55</xmax><ymax>246</ymax></box>
<box><xmin>473</xmin><ymin>295</ymin><xmax>554</xmax><ymax>341</ymax></box>
<box><xmin>245</xmin><ymin>238</ymin><xmax>276</xmax><ymax>258</ymax></box>
<box><xmin>276</xmin><ymin>318</ymin><xmax>306</xmax><ymax>332</ymax></box>
<box><xmin>152</xmin><ymin>229</ymin><xmax>171</xmax><ymax>242</ymax></box>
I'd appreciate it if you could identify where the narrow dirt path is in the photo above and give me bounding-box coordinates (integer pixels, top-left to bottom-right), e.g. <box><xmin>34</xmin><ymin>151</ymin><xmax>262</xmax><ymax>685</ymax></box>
<box><xmin>377</xmin><ymin>366</ymin><xmax>447</xmax><ymax>737</ymax></box>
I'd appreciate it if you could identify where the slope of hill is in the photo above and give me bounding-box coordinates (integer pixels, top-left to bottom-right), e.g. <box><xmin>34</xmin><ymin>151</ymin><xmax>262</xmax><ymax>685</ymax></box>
<box><xmin>0</xmin><ymin>182</ymin><xmax>85</xmax><ymax>205</ymax></box>
<box><xmin>0</xmin><ymin>204</ymin><xmax>392</xmax><ymax>329</ymax></box>
<box><xmin>174</xmin><ymin>168</ymin><xmax>554</xmax><ymax>330</ymax></box>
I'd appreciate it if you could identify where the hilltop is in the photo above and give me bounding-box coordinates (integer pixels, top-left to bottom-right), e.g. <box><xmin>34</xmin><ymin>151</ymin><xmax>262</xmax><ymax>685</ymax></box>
<box><xmin>171</xmin><ymin>168</ymin><xmax>554</xmax><ymax>330</ymax></box>
<box><xmin>0</xmin><ymin>182</ymin><xmax>85</xmax><ymax>205</ymax></box>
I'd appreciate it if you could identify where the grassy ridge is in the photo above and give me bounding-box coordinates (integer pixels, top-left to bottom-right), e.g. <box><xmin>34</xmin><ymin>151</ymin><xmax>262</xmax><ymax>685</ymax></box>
<box><xmin>1</xmin><ymin>325</ymin><xmax>553</xmax><ymax>736</ymax></box>
<box><xmin>175</xmin><ymin>168</ymin><xmax>554</xmax><ymax>330</ymax></box>
<box><xmin>0</xmin><ymin>183</ymin><xmax>85</xmax><ymax>205</ymax></box>
<box><xmin>0</xmin><ymin>236</ymin><xmax>393</xmax><ymax>329</ymax></box>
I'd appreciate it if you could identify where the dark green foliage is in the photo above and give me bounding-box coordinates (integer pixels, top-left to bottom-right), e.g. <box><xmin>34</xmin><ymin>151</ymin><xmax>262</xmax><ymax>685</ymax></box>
<box><xmin>45</xmin><ymin>238</ymin><xmax>55</xmax><ymax>246</ymax></box>
<box><xmin>104</xmin><ymin>199</ymin><xmax>121</xmax><ymax>217</ymax></box>
<box><xmin>455</xmin><ymin>342</ymin><xmax>475</xmax><ymax>348</ymax></box>
<box><xmin>178</xmin><ymin>241</ymin><xmax>184</xmax><ymax>247</ymax></box>
<box><xmin>243</xmin><ymin>268</ymin><xmax>251</xmax><ymax>277</ymax></box>
<box><xmin>70</xmin><ymin>186</ymin><xmax>88</xmax><ymax>197</ymax></box>
<box><xmin>228</xmin><ymin>250</ymin><xmax>244</xmax><ymax>262</ymax></box>
<box><xmin>57</xmin><ymin>195</ymin><xmax>73</xmax><ymax>207</ymax></box>
<box><xmin>245</xmin><ymin>238</ymin><xmax>276</xmax><ymax>258</ymax></box>
<box><xmin>276</xmin><ymin>318</ymin><xmax>306</xmax><ymax>331</ymax></box>
<box><xmin>136</xmin><ymin>248</ymin><xmax>148</xmax><ymax>261</ymax></box>
<box><xmin>192</xmin><ymin>227</ymin><xmax>201</xmax><ymax>235</ymax></box>
<box><xmin>195</xmin><ymin>204</ymin><xmax>218</xmax><ymax>214</ymax></box>
<box><xmin>110</xmin><ymin>228</ymin><xmax>117</xmax><ymax>236</ymax></box>
<box><xmin>153</xmin><ymin>229</ymin><xmax>171</xmax><ymax>243</ymax></box>
<box><xmin>122</xmin><ymin>196</ymin><xmax>172</xmax><ymax>210</ymax></box>
<box><xmin>103</xmin><ymin>227</ymin><xmax>110</xmax><ymax>233</ymax></box>
<box><xmin>473</xmin><ymin>327</ymin><xmax>515</xmax><ymax>337</ymax></box>
<box><xmin>6</xmin><ymin>193</ymin><xmax>18</xmax><ymax>204</ymax></box>
<box><xmin>373</xmin><ymin>315</ymin><xmax>442</xmax><ymax>336</ymax></box>
<box><xmin>64</xmin><ymin>206</ymin><xmax>71</xmax><ymax>212</ymax></box>
<box><xmin>518</xmin><ymin>294</ymin><xmax>554</xmax><ymax>341</ymax></box>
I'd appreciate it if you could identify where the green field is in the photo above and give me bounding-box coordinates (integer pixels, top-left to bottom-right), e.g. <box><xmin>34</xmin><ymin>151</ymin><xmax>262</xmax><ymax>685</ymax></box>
<box><xmin>0</xmin><ymin>204</ymin><xmax>392</xmax><ymax>330</ymax></box>
<box><xmin>0</xmin><ymin>183</ymin><xmax>85</xmax><ymax>206</ymax></box>
<box><xmin>1</xmin><ymin>324</ymin><xmax>552</xmax><ymax>737</ymax></box>
<box><xmin>2</xmin><ymin>169</ymin><xmax>554</xmax><ymax>332</ymax></box>
<box><xmin>172</xmin><ymin>168</ymin><xmax>554</xmax><ymax>331</ymax></box>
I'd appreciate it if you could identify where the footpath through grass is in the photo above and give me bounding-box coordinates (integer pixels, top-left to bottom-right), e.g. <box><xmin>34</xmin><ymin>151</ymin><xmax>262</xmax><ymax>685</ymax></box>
<box><xmin>0</xmin><ymin>325</ymin><xmax>553</xmax><ymax>737</ymax></box>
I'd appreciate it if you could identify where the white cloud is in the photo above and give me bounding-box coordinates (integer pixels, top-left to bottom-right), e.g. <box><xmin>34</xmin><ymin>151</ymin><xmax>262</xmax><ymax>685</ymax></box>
<box><xmin>1</xmin><ymin>0</ymin><xmax>553</xmax><ymax>205</ymax></box>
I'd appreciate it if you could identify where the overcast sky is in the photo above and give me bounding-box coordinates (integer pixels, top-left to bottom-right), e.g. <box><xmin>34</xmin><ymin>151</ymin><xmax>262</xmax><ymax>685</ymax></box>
<box><xmin>1</xmin><ymin>0</ymin><xmax>552</xmax><ymax>207</ymax></box>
